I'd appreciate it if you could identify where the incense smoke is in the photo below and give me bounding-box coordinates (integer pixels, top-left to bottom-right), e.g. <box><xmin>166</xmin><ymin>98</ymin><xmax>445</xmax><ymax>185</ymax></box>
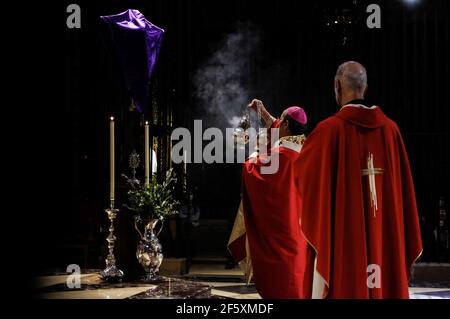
<box><xmin>193</xmin><ymin>22</ymin><xmax>262</xmax><ymax>129</ymax></box>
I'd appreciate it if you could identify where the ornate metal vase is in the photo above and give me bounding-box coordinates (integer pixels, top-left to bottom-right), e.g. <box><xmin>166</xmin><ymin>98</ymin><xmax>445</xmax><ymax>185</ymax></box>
<box><xmin>135</xmin><ymin>218</ymin><xmax>164</xmax><ymax>281</ymax></box>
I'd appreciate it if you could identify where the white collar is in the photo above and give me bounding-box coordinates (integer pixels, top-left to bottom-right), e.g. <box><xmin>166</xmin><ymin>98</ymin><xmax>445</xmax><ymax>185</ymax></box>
<box><xmin>275</xmin><ymin>140</ymin><xmax>302</xmax><ymax>153</ymax></box>
<box><xmin>341</xmin><ymin>104</ymin><xmax>378</xmax><ymax>110</ymax></box>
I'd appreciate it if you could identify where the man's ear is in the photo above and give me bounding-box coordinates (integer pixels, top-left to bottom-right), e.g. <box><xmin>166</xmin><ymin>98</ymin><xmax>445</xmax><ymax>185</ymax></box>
<box><xmin>336</xmin><ymin>79</ymin><xmax>342</xmax><ymax>94</ymax></box>
<box><xmin>284</xmin><ymin>119</ymin><xmax>290</xmax><ymax>133</ymax></box>
<box><xmin>364</xmin><ymin>84</ymin><xmax>368</xmax><ymax>97</ymax></box>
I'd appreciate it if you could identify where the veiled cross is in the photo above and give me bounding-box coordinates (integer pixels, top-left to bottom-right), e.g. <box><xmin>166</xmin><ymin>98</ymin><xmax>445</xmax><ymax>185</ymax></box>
<box><xmin>361</xmin><ymin>153</ymin><xmax>384</xmax><ymax>217</ymax></box>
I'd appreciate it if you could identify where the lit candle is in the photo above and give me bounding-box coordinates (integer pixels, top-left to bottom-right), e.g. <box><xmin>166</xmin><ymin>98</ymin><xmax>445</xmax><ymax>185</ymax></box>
<box><xmin>145</xmin><ymin>121</ymin><xmax>150</xmax><ymax>186</ymax></box>
<box><xmin>110</xmin><ymin>116</ymin><xmax>115</xmax><ymax>202</ymax></box>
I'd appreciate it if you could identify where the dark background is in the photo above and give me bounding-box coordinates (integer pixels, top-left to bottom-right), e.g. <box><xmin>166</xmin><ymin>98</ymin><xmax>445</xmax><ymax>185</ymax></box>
<box><xmin>33</xmin><ymin>0</ymin><xmax>449</xmax><ymax>274</ymax></box>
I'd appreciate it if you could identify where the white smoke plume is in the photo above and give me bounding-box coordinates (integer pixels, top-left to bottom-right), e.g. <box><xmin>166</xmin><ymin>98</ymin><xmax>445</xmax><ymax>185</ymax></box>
<box><xmin>193</xmin><ymin>22</ymin><xmax>261</xmax><ymax>128</ymax></box>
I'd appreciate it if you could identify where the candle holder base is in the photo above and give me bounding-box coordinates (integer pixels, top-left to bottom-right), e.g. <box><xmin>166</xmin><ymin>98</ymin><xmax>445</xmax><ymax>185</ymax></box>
<box><xmin>100</xmin><ymin>265</ymin><xmax>124</xmax><ymax>282</ymax></box>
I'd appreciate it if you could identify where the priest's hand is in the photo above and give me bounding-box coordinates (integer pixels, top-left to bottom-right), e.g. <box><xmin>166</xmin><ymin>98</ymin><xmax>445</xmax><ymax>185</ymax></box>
<box><xmin>248</xmin><ymin>99</ymin><xmax>276</xmax><ymax>127</ymax></box>
<box><xmin>248</xmin><ymin>99</ymin><xmax>266</xmax><ymax>112</ymax></box>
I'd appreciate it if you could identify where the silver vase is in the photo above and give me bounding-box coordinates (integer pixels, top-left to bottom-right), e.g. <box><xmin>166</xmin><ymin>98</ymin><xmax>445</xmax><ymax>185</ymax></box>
<box><xmin>135</xmin><ymin>218</ymin><xmax>164</xmax><ymax>281</ymax></box>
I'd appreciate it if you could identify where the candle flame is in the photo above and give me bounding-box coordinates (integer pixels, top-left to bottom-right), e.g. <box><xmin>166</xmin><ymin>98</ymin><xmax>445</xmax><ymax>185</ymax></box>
<box><xmin>110</xmin><ymin>116</ymin><xmax>114</xmax><ymax>121</ymax></box>
<box><xmin>145</xmin><ymin>121</ymin><xmax>149</xmax><ymax>125</ymax></box>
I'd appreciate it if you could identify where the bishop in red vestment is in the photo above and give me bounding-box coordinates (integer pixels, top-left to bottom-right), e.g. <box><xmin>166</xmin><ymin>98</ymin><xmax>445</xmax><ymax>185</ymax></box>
<box><xmin>229</xmin><ymin>103</ymin><xmax>310</xmax><ymax>298</ymax></box>
<box><xmin>296</xmin><ymin>62</ymin><xmax>422</xmax><ymax>299</ymax></box>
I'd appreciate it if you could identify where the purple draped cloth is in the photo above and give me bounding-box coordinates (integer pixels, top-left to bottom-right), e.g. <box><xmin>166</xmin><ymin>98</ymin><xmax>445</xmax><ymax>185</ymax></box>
<box><xmin>101</xmin><ymin>9</ymin><xmax>164</xmax><ymax>113</ymax></box>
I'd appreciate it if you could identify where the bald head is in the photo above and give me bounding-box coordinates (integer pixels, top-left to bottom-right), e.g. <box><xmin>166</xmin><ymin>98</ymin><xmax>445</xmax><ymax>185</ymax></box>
<box><xmin>336</xmin><ymin>61</ymin><xmax>367</xmax><ymax>93</ymax></box>
<box><xmin>334</xmin><ymin>61</ymin><xmax>368</xmax><ymax>106</ymax></box>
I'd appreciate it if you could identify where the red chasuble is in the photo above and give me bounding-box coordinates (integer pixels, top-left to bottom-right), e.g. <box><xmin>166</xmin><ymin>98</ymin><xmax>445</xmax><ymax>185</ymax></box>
<box><xmin>241</xmin><ymin>140</ymin><xmax>308</xmax><ymax>298</ymax></box>
<box><xmin>296</xmin><ymin>105</ymin><xmax>423</xmax><ymax>299</ymax></box>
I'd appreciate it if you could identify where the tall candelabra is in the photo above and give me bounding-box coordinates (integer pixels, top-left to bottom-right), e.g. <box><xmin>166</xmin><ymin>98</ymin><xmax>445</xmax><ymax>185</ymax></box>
<box><xmin>100</xmin><ymin>202</ymin><xmax>124</xmax><ymax>281</ymax></box>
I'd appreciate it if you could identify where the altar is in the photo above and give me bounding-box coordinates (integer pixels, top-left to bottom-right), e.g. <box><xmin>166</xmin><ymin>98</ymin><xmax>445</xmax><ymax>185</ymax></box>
<box><xmin>33</xmin><ymin>271</ymin><xmax>213</xmax><ymax>299</ymax></box>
